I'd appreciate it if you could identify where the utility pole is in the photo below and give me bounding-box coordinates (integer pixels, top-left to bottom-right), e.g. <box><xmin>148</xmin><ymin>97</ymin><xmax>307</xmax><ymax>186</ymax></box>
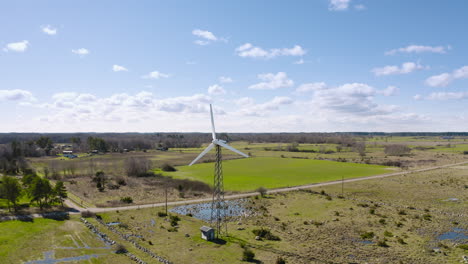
<box><xmin>341</xmin><ymin>174</ymin><xmax>344</xmax><ymax>197</ymax></box>
<box><xmin>165</xmin><ymin>185</ymin><xmax>168</xmax><ymax>216</ymax></box>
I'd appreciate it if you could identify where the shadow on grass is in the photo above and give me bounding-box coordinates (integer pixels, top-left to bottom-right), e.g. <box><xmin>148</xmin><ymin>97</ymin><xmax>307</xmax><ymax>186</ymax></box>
<box><xmin>211</xmin><ymin>238</ymin><xmax>227</xmax><ymax>245</ymax></box>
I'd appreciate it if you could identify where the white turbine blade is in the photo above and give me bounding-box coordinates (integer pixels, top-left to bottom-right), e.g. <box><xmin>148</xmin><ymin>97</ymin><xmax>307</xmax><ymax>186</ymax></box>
<box><xmin>210</xmin><ymin>104</ymin><xmax>216</xmax><ymax>140</ymax></box>
<box><xmin>189</xmin><ymin>143</ymin><xmax>215</xmax><ymax>166</ymax></box>
<box><xmin>216</xmin><ymin>141</ymin><xmax>249</xmax><ymax>158</ymax></box>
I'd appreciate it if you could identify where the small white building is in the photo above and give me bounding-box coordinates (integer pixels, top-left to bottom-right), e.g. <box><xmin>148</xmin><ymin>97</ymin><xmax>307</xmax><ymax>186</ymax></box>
<box><xmin>200</xmin><ymin>226</ymin><xmax>215</xmax><ymax>241</ymax></box>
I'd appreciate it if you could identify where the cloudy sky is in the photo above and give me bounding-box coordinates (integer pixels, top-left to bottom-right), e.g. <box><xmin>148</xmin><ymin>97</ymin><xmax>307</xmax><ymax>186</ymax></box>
<box><xmin>1</xmin><ymin>0</ymin><xmax>467</xmax><ymax>132</ymax></box>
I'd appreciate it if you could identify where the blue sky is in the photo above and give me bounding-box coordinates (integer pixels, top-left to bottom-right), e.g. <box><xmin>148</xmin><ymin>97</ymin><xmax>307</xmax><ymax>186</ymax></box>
<box><xmin>1</xmin><ymin>0</ymin><xmax>467</xmax><ymax>132</ymax></box>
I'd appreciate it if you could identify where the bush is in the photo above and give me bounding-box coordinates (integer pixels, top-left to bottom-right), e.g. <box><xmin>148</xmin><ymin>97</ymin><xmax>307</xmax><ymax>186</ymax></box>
<box><xmin>242</xmin><ymin>248</ymin><xmax>255</xmax><ymax>261</ymax></box>
<box><xmin>157</xmin><ymin>212</ymin><xmax>167</xmax><ymax>217</ymax></box>
<box><xmin>170</xmin><ymin>215</ymin><xmax>180</xmax><ymax>226</ymax></box>
<box><xmin>422</xmin><ymin>214</ymin><xmax>432</xmax><ymax>221</ymax></box>
<box><xmin>120</xmin><ymin>197</ymin><xmax>133</xmax><ymax>203</ymax></box>
<box><xmin>397</xmin><ymin>238</ymin><xmax>406</xmax><ymax>245</ymax></box>
<box><xmin>360</xmin><ymin>231</ymin><xmax>375</xmax><ymax>239</ymax></box>
<box><xmin>463</xmin><ymin>151</ymin><xmax>468</xmax><ymax>155</ymax></box>
<box><xmin>161</xmin><ymin>164</ymin><xmax>177</xmax><ymax>172</ymax></box>
<box><xmin>457</xmin><ymin>244</ymin><xmax>468</xmax><ymax>250</ymax></box>
<box><xmin>275</xmin><ymin>256</ymin><xmax>286</xmax><ymax>264</ymax></box>
<box><xmin>125</xmin><ymin>157</ymin><xmax>152</xmax><ymax>177</ymax></box>
<box><xmin>252</xmin><ymin>228</ymin><xmax>280</xmax><ymax>241</ymax></box>
<box><xmin>384</xmin><ymin>144</ymin><xmax>411</xmax><ymax>156</ymax></box>
<box><xmin>81</xmin><ymin>210</ymin><xmax>96</xmax><ymax>218</ymax></box>
<box><xmin>377</xmin><ymin>240</ymin><xmax>389</xmax><ymax>247</ymax></box>
<box><xmin>256</xmin><ymin>187</ymin><xmax>267</xmax><ymax>197</ymax></box>
<box><xmin>114</xmin><ymin>244</ymin><xmax>128</xmax><ymax>254</ymax></box>
<box><xmin>384</xmin><ymin>230</ymin><xmax>393</xmax><ymax>237</ymax></box>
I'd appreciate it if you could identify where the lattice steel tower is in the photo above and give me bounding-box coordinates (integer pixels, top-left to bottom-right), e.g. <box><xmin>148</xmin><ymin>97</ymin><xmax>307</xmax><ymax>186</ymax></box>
<box><xmin>189</xmin><ymin>104</ymin><xmax>249</xmax><ymax>238</ymax></box>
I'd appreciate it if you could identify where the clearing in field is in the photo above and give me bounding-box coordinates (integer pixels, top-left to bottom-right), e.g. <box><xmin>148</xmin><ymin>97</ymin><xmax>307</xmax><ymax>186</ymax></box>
<box><xmin>163</xmin><ymin>157</ymin><xmax>392</xmax><ymax>191</ymax></box>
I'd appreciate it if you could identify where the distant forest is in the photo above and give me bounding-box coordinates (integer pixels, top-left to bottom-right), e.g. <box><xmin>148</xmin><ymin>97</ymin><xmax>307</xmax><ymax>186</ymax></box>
<box><xmin>0</xmin><ymin>132</ymin><xmax>467</xmax><ymax>146</ymax></box>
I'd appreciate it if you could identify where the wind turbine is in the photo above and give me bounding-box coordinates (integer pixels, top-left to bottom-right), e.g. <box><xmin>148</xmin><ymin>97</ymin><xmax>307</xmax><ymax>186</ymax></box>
<box><xmin>189</xmin><ymin>104</ymin><xmax>249</xmax><ymax>238</ymax></box>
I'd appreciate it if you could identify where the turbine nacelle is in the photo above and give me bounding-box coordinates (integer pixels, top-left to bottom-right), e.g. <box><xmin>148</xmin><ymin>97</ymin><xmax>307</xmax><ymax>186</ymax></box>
<box><xmin>189</xmin><ymin>104</ymin><xmax>249</xmax><ymax>166</ymax></box>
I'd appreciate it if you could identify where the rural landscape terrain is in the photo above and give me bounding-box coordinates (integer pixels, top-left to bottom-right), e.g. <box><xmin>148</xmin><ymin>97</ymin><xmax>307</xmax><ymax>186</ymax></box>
<box><xmin>1</xmin><ymin>132</ymin><xmax>467</xmax><ymax>263</ymax></box>
<box><xmin>1</xmin><ymin>1</ymin><xmax>468</xmax><ymax>263</ymax></box>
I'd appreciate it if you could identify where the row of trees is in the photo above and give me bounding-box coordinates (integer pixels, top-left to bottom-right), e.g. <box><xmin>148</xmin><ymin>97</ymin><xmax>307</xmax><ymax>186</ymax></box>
<box><xmin>0</xmin><ymin>173</ymin><xmax>67</xmax><ymax>212</ymax></box>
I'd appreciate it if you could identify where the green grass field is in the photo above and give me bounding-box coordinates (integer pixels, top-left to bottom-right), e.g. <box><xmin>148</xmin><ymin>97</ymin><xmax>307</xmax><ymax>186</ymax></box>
<box><xmin>163</xmin><ymin>157</ymin><xmax>391</xmax><ymax>191</ymax></box>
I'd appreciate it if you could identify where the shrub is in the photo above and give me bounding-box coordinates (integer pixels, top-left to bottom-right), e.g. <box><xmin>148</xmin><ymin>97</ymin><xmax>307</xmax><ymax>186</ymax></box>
<box><xmin>360</xmin><ymin>231</ymin><xmax>375</xmax><ymax>239</ymax></box>
<box><xmin>157</xmin><ymin>212</ymin><xmax>167</xmax><ymax>217</ymax></box>
<box><xmin>252</xmin><ymin>228</ymin><xmax>281</xmax><ymax>241</ymax></box>
<box><xmin>369</xmin><ymin>209</ymin><xmax>375</xmax><ymax>215</ymax></box>
<box><xmin>242</xmin><ymin>248</ymin><xmax>255</xmax><ymax>261</ymax></box>
<box><xmin>276</xmin><ymin>256</ymin><xmax>286</xmax><ymax>264</ymax></box>
<box><xmin>81</xmin><ymin>210</ymin><xmax>95</xmax><ymax>218</ymax></box>
<box><xmin>463</xmin><ymin>151</ymin><xmax>468</xmax><ymax>155</ymax></box>
<box><xmin>397</xmin><ymin>238</ymin><xmax>406</xmax><ymax>245</ymax></box>
<box><xmin>161</xmin><ymin>163</ymin><xmax>177</xmax><ymax>172</ymax></box>
<box><xmin>422</xmin><ymin>214</ymin><xmax>432</xmax><ymax>221</ymax></box>
<box><xmin>457</xmin><ymin>244</ymin><xmax>468</xmax><ymax>250</ymax></box>
<box><xmin>384</xmin><ymin>230</ymin><xmax>393</xmax><ymax>237</ymax></box>
<box><xmin>379</xmin><ymin>219</ymin><xmax>386</xmax><ymax>225</ymax></box>
<box><xmin>114</xmin><ymin>244</ymin><xmax>128</xmax><ymax>254</ymax></box>
<box><xmin>256</xmin><ymin>187</ymin><xmax>267</xmax><ymax>197</ymax></box>
<box><xmin>398</xmin><ymin>210</ymin><xmax>407</xmax><ymax>215</ymax></box>
<box><xmin>120</xmin><ymin>197</ymin><xmax>133</xmax><ymax>203</ymax></box>
<box><xmin>170</xmin><ymin>215</ymin><xmax>180</xmax><ymax>226</ymax></box>
<box><xmin>384</xmin><ymin>144</ymin><xmax>411</xmax><ymax>156</ymax></box>
<box><xmin>377</xmin><ymin>240</ymin><xmax>389</xmax><ymax>247</ymax></box>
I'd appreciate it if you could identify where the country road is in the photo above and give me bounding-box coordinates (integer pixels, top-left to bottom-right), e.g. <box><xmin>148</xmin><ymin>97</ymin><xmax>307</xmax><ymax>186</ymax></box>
<box><xmin>71</xmin><ymin>160</ymin><xmax>468</xmax><ymax>214</ymax></box>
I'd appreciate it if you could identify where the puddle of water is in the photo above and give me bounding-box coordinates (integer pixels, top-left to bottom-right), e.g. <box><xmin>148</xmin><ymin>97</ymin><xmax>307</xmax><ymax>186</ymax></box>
<box><xmin>359</xmin><ymin>240</ymin><xmax>374</xmax><ymax>244</ymax></box>
<box><xmin>170</xmin><ymin>199</ymin><xmax>250</xmax><ymax>222</ymax></box>
<box><xmin>437</xmin><ymin>228</ymin><xmax>468</xmax><ymax>242</ymax></box>
<box><xmin>25</xmin><ymin>251</ymin><xmax>103</xmax><ymax>264</ymax></box>
<box><xmin>106</xmin><ymin>222</ymin><xmax>121</xmax><ymax>226</ymax></box>
<box><xmin>444</xmin><ymin>198</ymin><xmax>459</xmax><ymax>202</ymax></box>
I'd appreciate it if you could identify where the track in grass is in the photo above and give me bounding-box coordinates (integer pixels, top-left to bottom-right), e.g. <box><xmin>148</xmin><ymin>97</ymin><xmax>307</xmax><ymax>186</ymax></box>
<box><xmin>165</xmin><ymin>157</ymin><xmax>391</xmax><ymax>191</ymax></box>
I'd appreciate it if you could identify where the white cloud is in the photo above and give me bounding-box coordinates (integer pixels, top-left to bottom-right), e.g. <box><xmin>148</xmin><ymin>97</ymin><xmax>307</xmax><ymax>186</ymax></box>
<box><xmin>192</xmin><ymin>29</ymin><xmax>225</xmax><ymax>45</ymax></box>
<box><xmin>425</xmin><ymin>65</ymin><xmax>468</xmax><ymax>87</ymax></box>
<box><xmin>112</xmin><ymin>65</ymin><xmax>128</xmax><ymax>72</ymax></box>
<box><xmin>192</xmin><ymin>29</ymin><xmax>218</xmax><ymax>41</ymax></box>
<box><xmin>380</xmin><ymin>86</ymin><xmax>399</xmax><ymax>96</ymax></box>
<box><xmin>194</xmin><ymin>40</ymin><xmax>210</xmax><ymax>46</ymax></box>
<box><xmin>413</xmin><ymin>94</ymin><xmax>422</xmax><ymax>100</ymax></box>
<box><xmin>249</xmin><ymin>72</ymin><xmax>294</xmax><ymax>90</ymax></box>
<box><xmin>236</xmin><ymin>43</ymin><xmax>306</xmax><ymax>59</ymax></box>
<box><xmin>309</xmin><ymin>83</ymin><xmax>399</xmax><ymax>116</ymax></box>
<box><xmin>0</xmin><ymin>89</ymin><xmax>35</xmax><ymax>102</ymax></box>
<box><xmin>426</xmin><ymin>92</ymin><xmax>468</xmax><ymax>100</ymax></box>
<box><xmin>3</xmin><ymin>40</ymin><xmax>29</xmax><ymax>52</ymax></box>
<box><xmin>295</xmin><ymin>82</ymin><xmax>327</xmax><ymax>93</ymax></box>
<box><xmin>142</xmin><ymin>71</ymin><xmax>170</xmax><ymax>79</ymax></box>
<box><xmin>372</xmin><ymin>62</ymin><xmax>424</xmax><ymax>76</ymax></box>
<box><xmin>293</xmin><ymin>59</ymin><xmax>305</xmax><ymax>65</ymax></box>
<box><xmin>235</xmin><ymin>97</ymin><xmax>255</xmax><ymax>106</ymax></box>
<box><xmin>354</xmin><ymin>4</ymin><xmax>366</xmax><ymax>10</ymax></box>
<box><xmin>208</xmin><ymin>84</ymin><xmax>226</xmax><ymax>95</ymax></box>
<box><xmin>72</xmin><ymin>48</ymin><xmax>89</xmax><ymax>55</ymax></box>
<box><xmin>239</xmin><ymin>96</ymin><xmax>293</xmax><ymax>116</ymax></box>
<box><xmin>219</xmin><ymin>76</ymin><xmax>233</xmax><ymax>83</ymax></box>
<box><xmin>41</xmin><ymin>25</ymin><xmax>57</xmax><ymax>35</ymax></box>
<box><xmin>329</xmin><ymin>0</ymin><xmax>351</xmax><ymax>11</ymax></box>
<box><xmin>385</xmin><ymin>45</ymin><xmax>449</xmax><ymax>55</ymax></box>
